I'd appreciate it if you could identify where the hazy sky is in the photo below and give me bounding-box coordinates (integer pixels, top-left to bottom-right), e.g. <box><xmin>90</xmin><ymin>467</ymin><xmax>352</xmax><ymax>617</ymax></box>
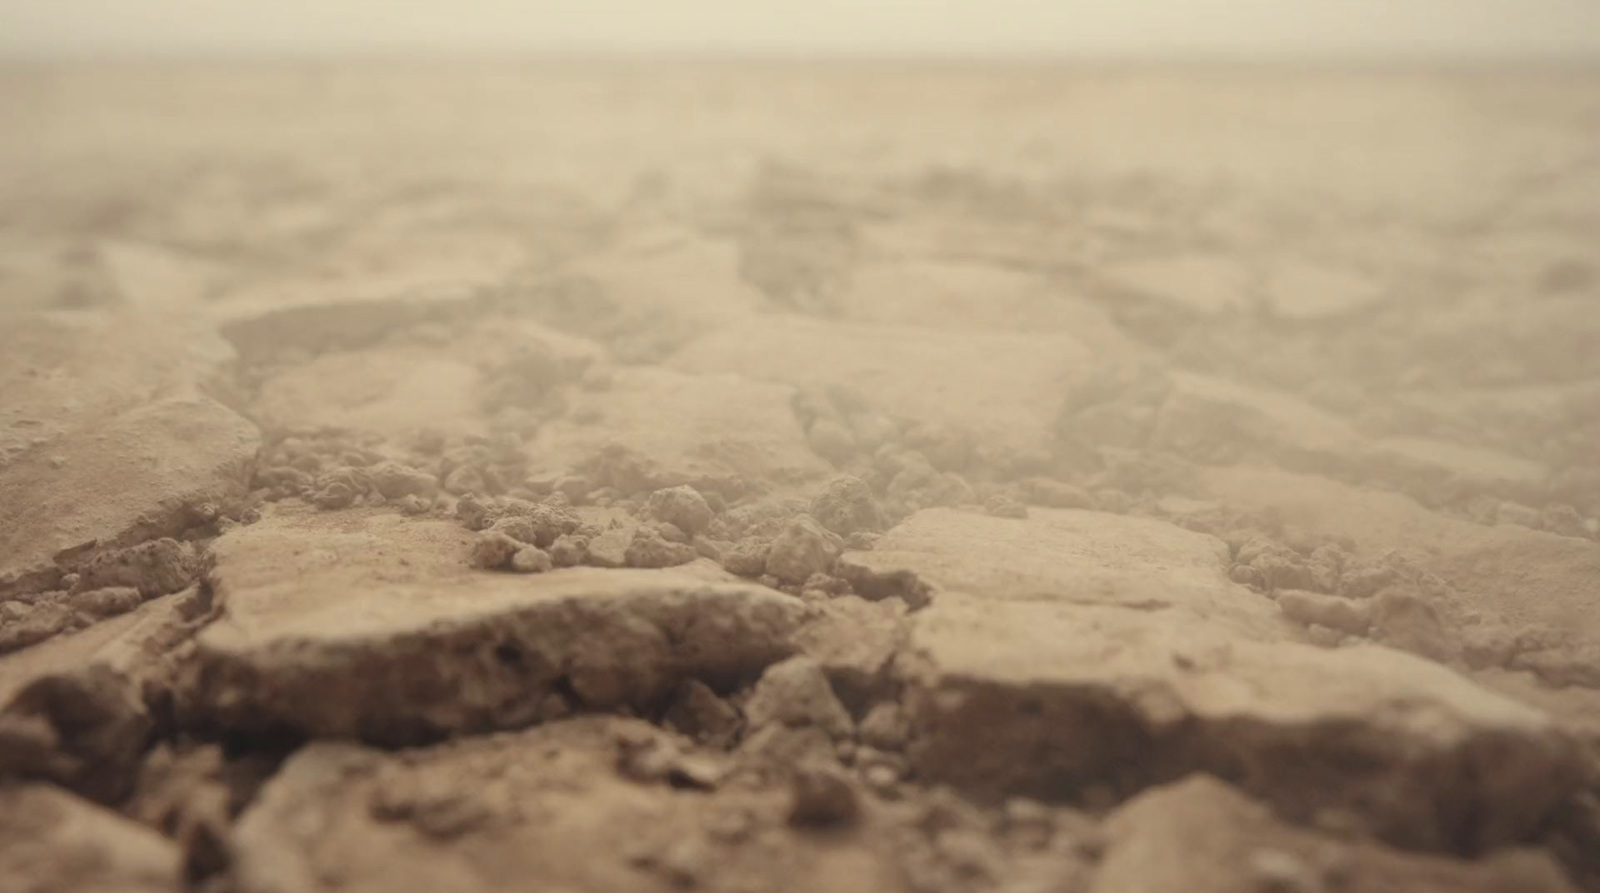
<box><xmin>4</xmin><ymin>0</ymin><xmax>1600</xmax><ymax>59</ymax></box>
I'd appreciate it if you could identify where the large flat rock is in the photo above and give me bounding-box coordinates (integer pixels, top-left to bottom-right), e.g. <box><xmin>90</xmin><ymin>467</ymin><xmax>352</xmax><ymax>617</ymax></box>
<box><xmin>838</xmin><ymin>507</ymin><xmax>1281</xmax><ymax>638</ymax></box>
<box><xmin>852</xmin><ymin>508</ymin><xmax>1584</xmax><ymax>850</ymax></box>
<box><xmin>670</xmin><ymin>316</ymin><xmax>1106</xmax><ymax>463</ymax></box>
<box><xmin>0</xmin><ymin>310</ymin><xmax>259</xmax><ymax>597</ymax></box>
<box><xmin>524</xmin><ymin>367</ymin><xmax>829</xmax><ymax>498</ymax></box>
<box><xmin>1151</xmin><ymin>371</ymin><xmax>1548</xmax><ymax>501</ymax></box>
<box><xmin>184</xmin><ymin>506</ymin><xmax>810</xmax><ymax>743</ymax></box>
<box><xmin>1197</xmin><ymin>466</ymin><xmax>1600</xmax><ymax>687</ymax></box>
<box><xmin>902</xmin><ymin>594</ymin><xmax>1582</xmax><ymax>851</ymax></box>
<box><xmin>253</xmin><ymin>345</ymin><xmax>487</xmax><ymax>440</ymax></box>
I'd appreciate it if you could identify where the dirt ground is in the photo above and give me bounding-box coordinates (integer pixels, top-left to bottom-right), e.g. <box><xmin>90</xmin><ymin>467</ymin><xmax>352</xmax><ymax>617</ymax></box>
<box><xmin>2</xmin><ymin>61</ymin><xmax>1599</xmax><ymax>893</ymax></box>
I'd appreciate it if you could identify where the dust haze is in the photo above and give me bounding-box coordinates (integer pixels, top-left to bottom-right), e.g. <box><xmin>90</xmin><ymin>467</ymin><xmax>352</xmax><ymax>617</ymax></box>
<box><xmin>2</xmin><ymin>3</ymin><xmax>1600</xmax><ymax>893</ymax></box>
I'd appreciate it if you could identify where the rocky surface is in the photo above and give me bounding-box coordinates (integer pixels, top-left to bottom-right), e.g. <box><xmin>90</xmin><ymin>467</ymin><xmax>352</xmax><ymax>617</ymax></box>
<box><xmin>2</xmin><ymin>63</ymin><xmax>1598</xmax><ymax>892</ymax></box>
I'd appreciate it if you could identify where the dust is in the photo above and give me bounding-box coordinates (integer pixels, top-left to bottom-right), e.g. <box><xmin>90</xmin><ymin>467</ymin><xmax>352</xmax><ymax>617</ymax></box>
<box><xmin>2</xmin><ymin>63</ymin><xmax>1599</xmax><ymax>893</ymax></box>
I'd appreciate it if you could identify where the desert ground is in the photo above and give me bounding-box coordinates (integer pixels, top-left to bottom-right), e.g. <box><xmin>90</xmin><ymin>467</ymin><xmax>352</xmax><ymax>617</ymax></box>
<box><xmin>2</xmin><ymin>62</ymin><xmax>1599</xmax><ymax>892</ymax></box>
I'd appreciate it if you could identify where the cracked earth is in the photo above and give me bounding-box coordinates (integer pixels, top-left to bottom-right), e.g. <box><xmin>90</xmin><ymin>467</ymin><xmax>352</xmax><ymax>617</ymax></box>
<box><xmin>2</xmin><ymin>63</ymin><xmax>1599</xmax><ymax>893</ymax></box>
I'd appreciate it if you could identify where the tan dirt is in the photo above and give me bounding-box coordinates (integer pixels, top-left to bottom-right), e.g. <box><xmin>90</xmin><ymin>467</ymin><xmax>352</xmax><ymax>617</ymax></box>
<box><xmin>1</xmin><ymin>62</ymin><xmax>1599</xmax><ymax>892</ymax></box>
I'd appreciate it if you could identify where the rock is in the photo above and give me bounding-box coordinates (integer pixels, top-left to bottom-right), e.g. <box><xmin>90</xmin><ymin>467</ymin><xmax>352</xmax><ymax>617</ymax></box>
<box><xmin>510</xmin><ymin>546</ymin><xmax>554</xmax><ymax>574</ymax></box>
<box><xmin>792</xmin><ymin>595</ymin><xmax>909</xmax><ymax>706</ymax></box>
<box><xmin>766</xmin><ymin>517</ymin><xmax>844</xmax><ymax>585</ymax></box>
<box><xmin>1091</xmin><ymin>775</ymin><xmax>1578</xmax><ymax>893</ymax></box>
<box><xmin>1275</xmin><ymin>589</ymin><xmax>1372</xmax><ymax>636</ymax></box>
<box><xmin>722</xmin><ymin>538</ymin><xmax>772</xmax><ymax>578</ymax></box>
<box><xmin>524</xmin><ymin>367</ymin><xmax>829</xmax><ymax>499</ymax></box>
<box><xmin>838</xmin><ymin>507</ymin><xmax>1276</xmax><ymax>633</ymax></box>
<box><xmin>1</xmin><ymin>590</ymin><xmax>205</xmax><ymax>802</ymax></box>
<box><xmin>1199</xmin><ymin>466</ymin><xmax>1600</xmax><ymax>689</ymax></box>
<box><xmin>663</xmin><ymin>679</ymin><xmax>742</xmax><ymax>748</ymax></box>
<box><xmin>0</xmin><ymin>783</ymin><xmax>183</xmax><ymax>893</ymax></box>
<box><xmin>1</xmin><ymin>388</ymin><xmax>257</xmax><ymax>599</ymax></box>
<box><xmin>643</xmin><ymin>485</ymin><xmax>716</xmax><ymax>536</ymax></box>
<box><xmin>808</xmin><ymin>475</ymin><xmax>884</xmax><ymax>537</ymax></box>
<box><xmin>230</xmin><ymin>718</ymin><xmax>908</xmax><ymax>893</ymax></box>
<box><xmin>984</xmin><ymin>494</ymin><xmax>1029</xmax><ymax>519</ymax></box>
<box><xmin>548</xmin><ymin>534</ymin><xmax>589</xmax><ymax>568</ymax></box>
<box><xmin>0</xmin><ymin>317</ymin><xmax>258</xmax><ymax>597</ymax></box>
<box><xmin>744</xmin><ymin>656</ymin><xmax>854</xmax><ymax>740</ymax></box>
<box><xmin>584</xmin><ymin>526</ymin><xmax>633</xmax><ymax>569</ymax></box>
<box><xmin>183</xmin><ymin>505</ymin><xmax>809</xmax><ymax>743</ymax></box>
<box><xmin>788</xmin><ymin>762</ymin><xmax>861</xmax><ymax>827</ymax></box>
<box><xmin>71</xmin><ymin>538</ymin><xmax>198</xmax><ymax>598</ymax></box>
<box><xmin>858</xmin><ymin>702</ymin><xmax>911</xmax><ymax>751</ymax></box>
<box><xmin>624</xmin><ymin>527</ymin><xmax>698</xmax><ymax>569</ymax></box>
<box><xmin>254</xmin><ymin>346</ymin><xmax>488</xmax><ymax>441</ymax></box>
<box><xmin>1151</xmin><ymin>371</ymin><xmax>1546</xmax><ymax>502</ymax></box>
<box><xmin>671</xmin><ymin>316</ymin><xmax>1105</xmax><ymax>467</ymax></box>
<box><xmin>903</xmin><ymin>594</ymin><xmax>1583</xmax><ymax>851</ymax></box>
<box><xmin>367</xmin><ymin>460</ymin><xmax>439</xmax><ymax>502</ymax></box>
<box><xmin>470</xmin><ymin>530</ymin><xmax>522</xmax><ymax>570</ymax></box>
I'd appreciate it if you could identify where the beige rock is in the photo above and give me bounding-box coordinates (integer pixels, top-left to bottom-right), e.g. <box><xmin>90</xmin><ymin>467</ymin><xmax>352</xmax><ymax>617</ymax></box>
<box><xmin>525</xmin><ymin>367</ymin><xmax>829</xmax><ymax>499</ymax></box>
<box><xmin>1092</xmin><ymin>775</ymin><xmax>1578</xmax><ymax>893</ymax></box>
<box><xmin>0</xmin><ymin>311</ymin><xmax>258</xmax><ymax>597</ymax></box>
<box><xmin>839</xmin><ymin>507</ymin><xmax>1277</xmax><ymax>636</ymax></box>
<box><xmin>231</xmin><ymin>718</ymin><xmax>909</xmax><ymax>893</ymax></box>
<box><xmin>765</xmin><ymin>517</ymin><xmax>844</xmax><ymax>585</ymax></box>
<box><xmin>254</xmin><ymin>346</ymin><xmax>487</xmax><ymax>440</ymax></box>
<box><xmin>1199</xmin><ymin>466</ymin><xmax>1600</xmax><ymax>688</ymax></box>
<box><xmin>0</xmin><ymin>783</ymin><xmax>184</xmax><ymax>893</ymax></box>
<box><xmin>744</xmin><ymin>656</ymin><xmax>854</xmax><ymax>739</ymax></box>
<box><xmin>1</xmin><ymin>589</ymin><xmax>204</xmax><ymax>801</ymax></box>
<box><xmin>184</xmin><ymin>505</ymin><xmax>808</xmax><ymax>742</ymax></box>
<box><xmin>671</xmin><ymin>316</ymin><xmax>1105</xmax><ymax>466</ymax></box>
<box><xmin>903</xmin><ymin>594</ymin><xmax>1582</xmax><ymax>850</ymax></box>
<box><xmin>1151</xmin><ymin>371</ymin><xmax>1546</xmax><ymax>500</ymax></box>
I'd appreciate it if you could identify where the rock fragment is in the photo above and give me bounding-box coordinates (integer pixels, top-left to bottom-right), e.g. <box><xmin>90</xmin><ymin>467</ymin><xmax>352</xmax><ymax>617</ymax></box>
<box><xmin>184</xmin><ymin>506</ymin><xmax>808</xmax><ymax>742</ymax></box>
<box><xmin>367</xmin><ymin>460</ymin><xmax>439</xmax><ymax>502</ymax></box>
<box><xmin>744</xmin><ymin>656</ymin><xmax>854</xmax><ymax>740</ymax></box>
<box><xmin>644</xmin><ymin>485</ymin><xmax>716</xmax><ymax>536</ymax></box>
<box><xmin>904</xmin><ymin>594</ymin><xmax>1583</xmax><ymax>851</ymax></box>
<box><xmin>72</xmin><ymin>538</ymin><xmax>198</xmax><ymax>598</ymax></box>
<box><xmin>766</xmin><ymin>517</ymin><xmax>844</xmax><ymax>585</ymax></box>
<box><xmin>624</xmin><ymin>526</ymin><xmax>699</xmax><ymax>569</ymax></box>
<box><xmin>230</xmin><ymin>717</ymin><xmax>911</xmax><ymax>893</ymax></box>
<box><xmin>808</xmin><ymin>475</ymin><xmax>884</xmax><ymax>537</ymax></box>
<box><xmin>0</xmin><ymin>783</ymin><xmax>184</xmax><ymax>893</ymax></box>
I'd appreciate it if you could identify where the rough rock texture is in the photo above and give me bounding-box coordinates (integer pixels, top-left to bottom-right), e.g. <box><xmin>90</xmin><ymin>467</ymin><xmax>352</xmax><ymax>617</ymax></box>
<box><xmin>229</xmin><ymin>719</ymin><xmax>912</xmax><ymax>893</ymax></box>
<box><xmin>524</xmin><ymin>367</ymin><xmax>830</xmax><ymax>498</ymax></box>
<box><xmin>903</xmin><ymin>593</ymin><xmax>1583</xmax><ymax>851</ymax></box>
<box><xmin>0</xmin><ymin>783</ymin><xmax>184</xmax><ymax>893</ymax></box>
<box><xmin>840</xmin><ymin>507</ymin><xmax>1276</xmax><ymax>634</ymax></box>
<box><xmin>183</xmin><ymin>505</ymin><xmax>809</xmax><ymax>742</ymax></box>
<box><xmin>671</xmin><ymin>317</ymin><xmax>1105</xmax><ymax>467</ymax></box>
<box><xmin>0</xmin><ymin>311</ymin><xmax>258</xmax><ymax>597</ymax></box>
<box><xmin>1092</xmin><ymin>775</ymin><xmax>1578</xmax><ymax>893</ymax></box>
<box><xmin>3</xmin><ymin>64</ymin><xmax>1599</xmax><ymax>893</ymax></box>
<box><xmin>1</xmin><ymin>589</ymin><xmax>209</xmax><ymax>802</ymax></box>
